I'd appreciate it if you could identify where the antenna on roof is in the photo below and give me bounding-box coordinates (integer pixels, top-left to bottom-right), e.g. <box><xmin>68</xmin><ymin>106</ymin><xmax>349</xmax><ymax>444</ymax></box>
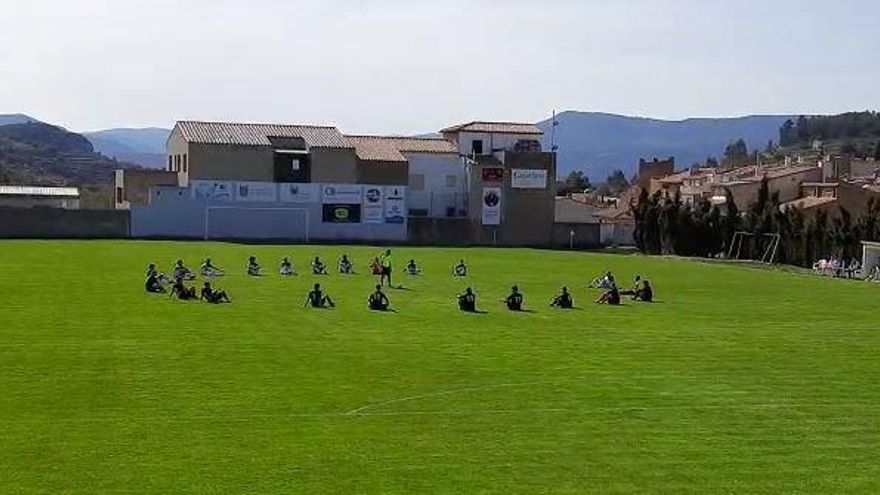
<box><xmin>550</xmin><ymin>110</ymin><xmax>559</xmax><ymax>153</ymax></box>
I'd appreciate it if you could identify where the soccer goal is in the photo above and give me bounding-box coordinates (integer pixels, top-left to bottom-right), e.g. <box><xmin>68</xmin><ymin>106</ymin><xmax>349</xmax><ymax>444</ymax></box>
<box><xmin>204</xmin><ymin>206</ymin><xmax>310</xmax><ymax>242</ymax></box>
<box><xmin>728</xmin><ymin>231</ymin><xmax>781</xmax><ymax>264</ymax></box>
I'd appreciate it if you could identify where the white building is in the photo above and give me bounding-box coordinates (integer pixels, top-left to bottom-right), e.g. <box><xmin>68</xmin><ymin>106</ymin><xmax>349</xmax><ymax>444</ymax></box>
<box><xmin>345</xmin><ymin>135</ymin><xmax>466</xmax><ymax>218</ymax></box>
<box><xmin>440</xmin><ymin>121</ymin><xmax>544</xmax><ymax>156</ymax></box>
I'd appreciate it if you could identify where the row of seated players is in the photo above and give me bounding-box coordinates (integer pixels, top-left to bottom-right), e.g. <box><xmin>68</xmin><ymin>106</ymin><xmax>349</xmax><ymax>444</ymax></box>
<box><xmin>147</xmin><ymin>257</ymin><xmax>473</xmax><ymax>285</ymax></box>
<box><xmin>149</xmin><ymin>257</ymin><xmax>433</xmax><ymax>280</ymax></box>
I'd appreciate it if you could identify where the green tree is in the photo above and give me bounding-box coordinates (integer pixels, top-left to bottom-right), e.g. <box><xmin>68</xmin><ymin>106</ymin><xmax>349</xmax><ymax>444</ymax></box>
<box><xmin>557</xmin><ymin>170</ymin><xmax>591</xmax><ymax>196</ymax></box>
<box><xmin>723</xmin><ymin>139</ymin><xmax>749</xmax><ymax>165</ymax></box>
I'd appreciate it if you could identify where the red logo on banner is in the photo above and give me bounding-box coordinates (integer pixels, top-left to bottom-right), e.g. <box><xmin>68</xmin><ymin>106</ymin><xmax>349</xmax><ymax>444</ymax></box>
<box><xmin>482</xmin><ymin>168</ymin><xmax>504</xmax><ymax>182</ymax></box>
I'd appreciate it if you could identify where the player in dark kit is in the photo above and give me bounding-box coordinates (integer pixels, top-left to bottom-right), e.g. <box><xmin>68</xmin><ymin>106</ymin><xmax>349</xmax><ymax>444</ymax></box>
<box><xmin>368</xmin><ymin>285</ymin><xmax>390</xmax><ymax>311</ymax></box>
<box><xmin>596</xmin><ymin>284</ymin><xmax>621</xmax><ymax>306</ymax></box>
<box><xmin>145</xmin><ymin>271</ymin><xmax>165</xmax><ymax>293</ymax></box>
<box><xmin>551</xmin><ymin>287</ymin><xmax>573</xmax><ymax>309</ymax></box>
<box><xmin>304</xmin><ymin>283</ymin><xmax>335</xmax><ymax>308</ymax></box>
<box><xmin>458</xmin><ymin>287</ymin><xmax>477</xmax><ymax>312</ymax></box>
<box><xmin>200</xmin><ymin>282</ymin><xmax>231</xmax><ymax>304</ymax></box>
<box><xmin>169</xmin><ymin>277</ymin><xmax>197</xmax><ymax>300</ymax></box>
<box><xmin>504</xmin><ymin>285</ymin><xmax>524</xmax><ymax>311</ymax></box>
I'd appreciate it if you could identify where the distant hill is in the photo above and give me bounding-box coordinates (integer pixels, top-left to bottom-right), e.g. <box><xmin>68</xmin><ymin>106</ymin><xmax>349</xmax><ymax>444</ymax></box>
<box><xmin>0</xmin><ymin>113</ymin><xmax>40</xmax><ymax>126</ymax></box>
<box><xmin>0</xmin><ymin>122</ymin><xmax>138</xmax><ymax>185</ymax></box>
<box><xmin>538</xmin><ymin>112</ymin><xmax>795</xmax><ymax>180</ymax></box>
<box><xmin>84</xmin><ymin>127</ymin><xmax>170</xmax><ymax>169</ymax></box>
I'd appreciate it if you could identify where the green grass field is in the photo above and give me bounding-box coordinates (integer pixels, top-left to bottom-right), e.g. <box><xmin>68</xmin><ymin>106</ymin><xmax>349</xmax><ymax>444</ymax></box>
<box><xmin>1</xmin><ymin>241</ymin><xmax>878</xmax><ymax>493</ymax></box>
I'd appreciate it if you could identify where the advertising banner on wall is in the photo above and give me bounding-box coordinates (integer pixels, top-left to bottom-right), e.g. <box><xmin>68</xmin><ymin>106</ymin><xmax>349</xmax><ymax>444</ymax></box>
<box><xmin>321</xmin><ymin>184</ymin><xmax>363</xmax><ymax>204</ymax></box>
<box><xmin>192</xmin><ymin>181</ymin><xmax>235</xmax><ymax>201</ymax></box>
<box><xmin>383</xmin><ymin>186</ymin><xmax>406</xmax><ymax>224</ymax></box>
<box><xmin>235</xmin><ymin>182</ymin><xmax>279</xmax><ymax>202</ymax></box>
<box><xmin>278</xmin><ymin>183</ymin><xmax>318</xmax><ymax>203</ymax></box>
<box><xmin>481</xmin><ymin>187</ymin><xmax>502</xmax><ymax>225</ymax></box>
<box><xmin>361</xmin><ymin>186</ymin><xmax>385</xmax><ymax>224</ymax></box>
<box><xmin>322</xmin><ymin>204</ymin><xmax>362</xmax><ymax>223</ymax></box>
<box><xmin>511</xmin><ymin>169</ymin><xmax>548</xmax><ymax>189</ymax></box>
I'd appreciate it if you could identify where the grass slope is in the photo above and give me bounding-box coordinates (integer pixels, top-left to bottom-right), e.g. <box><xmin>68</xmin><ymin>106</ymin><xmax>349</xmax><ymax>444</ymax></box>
<box><xmin>0</xmin><ymin>241</ymin><xmax>877</xmax><ymax>493</ymax></box>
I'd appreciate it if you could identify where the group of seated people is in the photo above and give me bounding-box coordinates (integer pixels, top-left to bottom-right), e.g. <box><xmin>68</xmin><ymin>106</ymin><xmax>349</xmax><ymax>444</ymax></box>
<box><xmin>813</xmin><ymin>257</ymin><xmax>862</xmax><ymax>279</ymax></box>
<box><xmin>456</xmin><ymin>285</ymin><xmax>576</xmax><ymax>313</ymax></box>
<box><xmin>593</xmin><ymin>273</ymin><xmax>654</xmax><ymax>306</ymax></box>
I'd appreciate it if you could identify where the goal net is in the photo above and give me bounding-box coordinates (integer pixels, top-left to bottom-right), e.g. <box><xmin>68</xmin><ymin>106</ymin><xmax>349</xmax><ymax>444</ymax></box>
<box><xmin>728</xmin><ymin>231</ymin><xmax>781</xmax><ymax>264</ymax></box>
<box><xmin>204</xmin><ymin>206</ymin><xmax>310</xmax><ymax>242</ymax></box>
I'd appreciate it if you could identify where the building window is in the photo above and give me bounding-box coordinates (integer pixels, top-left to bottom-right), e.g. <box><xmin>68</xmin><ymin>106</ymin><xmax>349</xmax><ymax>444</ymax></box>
<box><xmin>445</xmin><ymin>175</ymin><xmax>457</xmax><ymax>188</ymax></box>
<box><xmin>409</xmin><ymin>174</ymin><xmax>426</xmax><ymax>191</ymax></box>
<box><xmin>116</xmin><ymin>187</ymin><xmax>123</xmax><ymax>204</ymax></box>
<box><xmin>471</xmin><ymin>140</ymin><xmax>484</xmax><ymax>155</ymax></box>
<box><xmin>291</xmin><ymin>159</ymin><xmax>301</xmax><ymax>172</ymax></box>
<box><xmin>168</xmin><ymin>155</ymin><xmax>173</xmax><ymax>171</ymax></box>
<box><xmin>183</xmin><ymin>155</ymin><xmax>188</xmax><ymax>173</ymax></box>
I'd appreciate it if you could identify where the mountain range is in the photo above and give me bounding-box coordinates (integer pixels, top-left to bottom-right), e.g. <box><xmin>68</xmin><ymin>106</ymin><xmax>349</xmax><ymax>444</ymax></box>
<box><xmin>538</xmin><ymin>112</ymin><xmax>795</xmax><ymax>180</ymax></box>
<box><xmin>2</xmin><ymin>112</ymin><xmax>801</xmax><ymax>182</ymax></box>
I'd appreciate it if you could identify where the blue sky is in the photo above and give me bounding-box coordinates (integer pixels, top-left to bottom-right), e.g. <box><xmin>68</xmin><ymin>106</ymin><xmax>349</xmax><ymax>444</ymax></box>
<box><xmin>0</xmin><ymin>0</ymin><xmax>877</xmax><ymax>133</ymax></box>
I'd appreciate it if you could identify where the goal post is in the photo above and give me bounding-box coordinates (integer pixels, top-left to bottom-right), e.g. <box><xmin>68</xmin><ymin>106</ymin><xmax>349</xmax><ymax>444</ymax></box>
<box><xmin>204</xmin><ymin>205</ymin><xmax>310</xmax><ymax>242</ymax></box>
<box><xmin>728</xmin><ymin>231</ymin><xmax>781</xmax><ymax>264</ymax></box>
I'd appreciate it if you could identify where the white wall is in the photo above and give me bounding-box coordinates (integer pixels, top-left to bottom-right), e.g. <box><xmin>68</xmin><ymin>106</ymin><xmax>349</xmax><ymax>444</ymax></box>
<box><xmin>454</xmin><ymin>132</ymin><xmax>540</xmax><ymax>156</ymax></box>
<box><xmin>407</xmin><ymin>152</ymin><xmax>467</xmax><ymax>217</ymax></box>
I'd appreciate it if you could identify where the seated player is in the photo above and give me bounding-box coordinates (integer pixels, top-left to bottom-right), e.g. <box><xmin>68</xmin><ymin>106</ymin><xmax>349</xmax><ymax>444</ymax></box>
<box><xmin>172</xmin><ymin>260</ymin><xmax>196</xmax><ymax>281</ymax></box>
<box><xmin>504</xmin><ymin>285</ymin><xmax>524</xmax><ymax>311</ymax></box>
<box><xmin>169</xmin><ymin>277</ymin><xmax>197</xmax><ymax>300</ymax></box>
<box><xmin>304</xmin><ymin>283</ymin><xmax>335</xmax><ymax>308</ymax></box>
<box><xmin>146</xmin><ymin>263</ymin><xmax>171</xmax><ymax>286</ymax></box>
<box><xmin>312</xmin><ymin>256</ymin><xmax>328</xmax><ymax>275</ymax></box>
<box><xmin>338</xmin><ymin>255</ymin><xmax>355</xmax><ymax>275</ymax></box>
<box><xmin>369</xmin><ymin>257</ymin><xmax>383</xmax><ymax>276</ymax></box>
<box><xmin>279</xmin><ymin>257</ymin><xmax>296</xmax><ymax>276</ymax></box>
<box><xmin>590</xmin><ymin>271</ymin><xmax>616</xmax><ymax>289</ymax></box>
<box><xmin>145</xmin><ymin>270</ymin><xmax>165</xmax><ymax>294</ymax></box>
<box><xmin>632</xmin><ymin>279</ymin><xmax>653</xmax><ymax>302</ymax></box>
<box><xmin>367</xmin><ymin>285</ymin><xmax>390</xmax><ymax>311</ymax></box>
<box><xmin>200</xmin><ymin>258</ymin><xmax>225</xmax><ymax>277</ymax></box>
<box><xmin>200</xmin><ymin>281</ymin><xmax>231</xmax><ymax>304</ymax></box>
<box><xmin>458</xmin><ymin>287</ymin><xmax>477</xmax><ymax>312</ymax></box>
<box><xmin>406</xmin><ymin>259</ymin><xmax>421</xmax><ymax>276</ymax></box>
<box><xmin>620</xmin><ymin>275</ymin><xmax>643</xmax><ymax>295</ymax></box>
<box><xmin>247</xmin><ymin>256</ymin><xmax>261</xmax><ymax>276</ymax></box>
<box><xmin>596</xmin><ymin>284</ymin><xmax>621</xmax><ymax>306</ymax></box>
<box><xmin>453</xmin><ymin>260</ymin><xmax>468</xmax><ymax>277</ymax></box>
<box><xmin>550</xmin><ymin>287</ymin><xmax>574</xmax><ymax>309</ymax></box>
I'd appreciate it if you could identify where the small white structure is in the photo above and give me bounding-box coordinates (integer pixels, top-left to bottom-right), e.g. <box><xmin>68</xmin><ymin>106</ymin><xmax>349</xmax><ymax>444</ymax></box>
<box><xmin>0</xmin><ymin>186</ymin><xmax>80</xmax><ymax>209</ymax></box>
<box><xmin>862</xmin><ymin>241</ymin><xmax>880</xmax><ymax>278</ymax></box>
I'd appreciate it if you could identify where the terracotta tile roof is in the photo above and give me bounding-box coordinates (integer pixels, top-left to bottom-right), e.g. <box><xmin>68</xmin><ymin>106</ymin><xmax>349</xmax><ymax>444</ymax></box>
<box><xmin>555</xmin><ymin>197</ymin><xmax>602</xmax><ymax>224</ymax></box>
<box><xmin>344</xmin><ymin>135</ymin><xmax>458</xmax><ymax>162</ymax></box>
<box><xmin>440</xmin><ymin>121</ymin><xmax>543</xmax><ymax>135</ymax></box>
<box><xmin>175</xmin><ymin>121</ymin><xmax>351</xmax><ymax>148</ymax></box>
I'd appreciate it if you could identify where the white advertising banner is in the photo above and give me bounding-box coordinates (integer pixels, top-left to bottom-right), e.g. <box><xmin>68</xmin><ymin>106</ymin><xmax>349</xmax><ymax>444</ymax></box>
<box><xmin>235</xmin><ymin>182</ymin><xmax>278</xmax><ymax>202</ymax></box>
<box><xmin>384</xmin><ymin>186</ymin><xmax>406</xmax><ymax>224</ymax></box>
<box><xmin>278</xmin><ymin>183</ymin><xmax>318</xmax><ymax>203</ymax></box>
<box><xmin>362</xmin><ymin>186</ymin><xmax>385</xmax><ymax>224</ymax></box>
<box><xmin>321</xmin><ymin>184</ymin><xmax>363</xmax><ymax>204</ymax></box>
<box><xmin>511</xmin><ymin>169</ymin><xmax>548</xmax><ymax>189</ymax></box>
<box><xmin>481</xmin><ymin>187</ymin><xmax>502</xmax><ymax>225</ymax></box>
<box><xmin>192</xmin><ymin>181</ymin><xmax>235</xmax><ymax>201</ymax></box>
